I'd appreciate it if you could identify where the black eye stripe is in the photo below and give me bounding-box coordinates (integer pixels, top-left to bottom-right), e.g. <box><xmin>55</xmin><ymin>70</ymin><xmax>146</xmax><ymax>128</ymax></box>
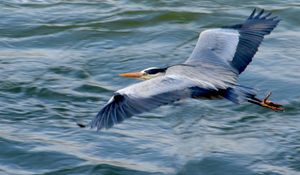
<box><xmin>145</xmin><ymin>68</ymin><xmax>166</xmax><ymax>74</ymax></box>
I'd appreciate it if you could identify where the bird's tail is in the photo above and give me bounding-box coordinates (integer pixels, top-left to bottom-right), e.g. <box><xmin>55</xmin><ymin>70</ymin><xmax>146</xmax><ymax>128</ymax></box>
<box><xmin>223</xmin><ymin>85</ymin><xmax>257</xmax><ymax>104</ymax></box>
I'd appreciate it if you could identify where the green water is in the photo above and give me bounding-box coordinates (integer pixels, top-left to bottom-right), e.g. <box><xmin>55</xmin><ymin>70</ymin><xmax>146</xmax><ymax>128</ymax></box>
<box><xmin>0</xmin><ymin>1</ymin><xmax>300</xmax><ymax>175</ymax></box>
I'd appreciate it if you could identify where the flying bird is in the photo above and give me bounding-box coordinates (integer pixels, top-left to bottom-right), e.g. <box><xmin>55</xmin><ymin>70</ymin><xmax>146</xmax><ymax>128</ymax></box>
<box><xmin>90</xmin><ymin>9</ymin><xmax>283</xmax><ymax>130</ymax></box>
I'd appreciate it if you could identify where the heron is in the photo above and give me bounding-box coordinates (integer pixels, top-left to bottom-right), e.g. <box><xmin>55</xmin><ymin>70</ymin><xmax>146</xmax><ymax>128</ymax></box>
<box><xmin>89</xmin><ymin>9</ymin><xmax>283</xmax><ymax>130</ymax></box>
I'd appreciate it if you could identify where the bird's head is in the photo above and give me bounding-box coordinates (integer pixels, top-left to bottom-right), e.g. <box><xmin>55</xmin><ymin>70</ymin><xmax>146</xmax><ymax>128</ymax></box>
<box><xmin>119</xmin><ymin>67</ymin><xmax>167</xmax><ymax>80</ymax></box>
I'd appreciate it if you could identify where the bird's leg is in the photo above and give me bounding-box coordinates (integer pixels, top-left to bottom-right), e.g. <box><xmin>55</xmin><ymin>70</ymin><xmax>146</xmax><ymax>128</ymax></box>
<box><xmin>248</xmin><ymin>92</ymin><xmax>284</xmax><ymax>111</ymax></box>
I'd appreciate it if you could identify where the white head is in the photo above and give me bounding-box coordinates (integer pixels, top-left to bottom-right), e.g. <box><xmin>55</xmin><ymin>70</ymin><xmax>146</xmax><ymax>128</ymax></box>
<box><xmin>119</xmin><ymin>67</ymin><xmax>167</xmax><ymax>80</ymax></box>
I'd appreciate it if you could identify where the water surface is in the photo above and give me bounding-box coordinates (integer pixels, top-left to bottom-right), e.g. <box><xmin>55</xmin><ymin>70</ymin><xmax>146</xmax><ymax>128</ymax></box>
<box><xmin>0</xmin><ymin>0</ymin><xmax>300</xmax><ymax>175</ymax></box>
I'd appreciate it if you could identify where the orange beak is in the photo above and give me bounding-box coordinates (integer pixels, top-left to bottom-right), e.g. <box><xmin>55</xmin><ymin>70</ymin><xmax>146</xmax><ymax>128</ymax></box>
<box><xmin>119</xmin><ymin>72</ymin><xmax>144</xmax><ymax>79</ymax></box>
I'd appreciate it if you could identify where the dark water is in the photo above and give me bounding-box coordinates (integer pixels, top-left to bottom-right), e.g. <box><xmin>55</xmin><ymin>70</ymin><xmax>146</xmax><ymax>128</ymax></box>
<box><xmin>1</xmin><ymin>0</ymin><xmax>300</xmax><ymax>175</ymax></box>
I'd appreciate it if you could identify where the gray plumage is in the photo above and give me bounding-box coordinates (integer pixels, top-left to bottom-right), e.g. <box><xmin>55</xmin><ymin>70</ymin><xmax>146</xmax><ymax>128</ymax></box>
<box><xmin>90</xmin><ymin>9</ymin><xmax>280</xmax><ymax>130</ymax></box>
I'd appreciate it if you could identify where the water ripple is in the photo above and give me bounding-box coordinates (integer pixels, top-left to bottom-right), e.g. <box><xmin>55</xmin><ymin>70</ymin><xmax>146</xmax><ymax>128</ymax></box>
<box><xmin>1</xmin><ymin>1</ymin><xmax>300</xmax><ymax>175</ymax></box>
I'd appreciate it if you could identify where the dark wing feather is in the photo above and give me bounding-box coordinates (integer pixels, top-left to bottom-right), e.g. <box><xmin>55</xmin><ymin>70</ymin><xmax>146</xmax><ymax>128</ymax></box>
<box><xmin>90</xmin><ymin>75</ymin><xmax>217</xmax><ymax>130</ymax></box>
<box><xmin>224</xmin><ymin>9</ymin><xmax>280</xmax><ymax>74</ymax></box>
<box><xmin>185</xmin><ymin>9</ymin><xmax>280</xmax><ymax>75</ymax></box>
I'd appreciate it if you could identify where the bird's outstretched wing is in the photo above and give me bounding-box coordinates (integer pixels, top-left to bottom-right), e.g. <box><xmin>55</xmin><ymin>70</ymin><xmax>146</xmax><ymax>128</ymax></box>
<box><xmin>90</xmin><ymin>75</ymin><xmax>217</xmax><ymax>130</ymax></box>
<box><xmin>185</xmin><ymin>9</ymin><xmax>280</xmax><ymax>74</ymax></box>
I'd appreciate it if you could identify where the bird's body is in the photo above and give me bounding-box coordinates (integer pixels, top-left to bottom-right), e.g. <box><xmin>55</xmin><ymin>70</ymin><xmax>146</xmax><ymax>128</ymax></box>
<box><xmin>90</xmin><ymin>9</ymin><xmax>283</xmax><ymax>130</ymax></box>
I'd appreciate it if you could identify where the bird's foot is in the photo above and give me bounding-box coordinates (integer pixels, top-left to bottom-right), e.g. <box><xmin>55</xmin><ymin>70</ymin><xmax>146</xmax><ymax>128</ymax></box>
<box><xmin>260</xmin><ymin>92</ymin><xmax>284</xmax><ymax>111</ymax></box>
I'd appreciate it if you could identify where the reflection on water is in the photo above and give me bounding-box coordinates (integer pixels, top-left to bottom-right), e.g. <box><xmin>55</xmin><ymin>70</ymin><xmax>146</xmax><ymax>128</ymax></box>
<box><xmin>0</xmin><ymin>0</ymin><xmax>300</xmax><ymax>174</ymax></box>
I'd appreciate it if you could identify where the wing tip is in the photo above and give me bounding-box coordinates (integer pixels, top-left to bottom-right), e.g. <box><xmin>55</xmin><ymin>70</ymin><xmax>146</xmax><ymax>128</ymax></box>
<box><xmin>248</xmin><ymin>8</ymin><xmax>257</xmax><ymax>19</ymax></box>
<box><xmin>90</xmin><ymin>94</ymin><xmax>132</xmax><ymax>131</ymax></box>
<box><xmin>248</xmin><ymin>8</ymin><xmax>281</xmax><ymax>23</ymax></box>
<box><xmin>223</xmin><ymin>8</ymin><xmax>280</xmax><ymax>30</ymax></box>
<box><xmin>90</xmin><ymin>101</ymin><xmax>114</xmax><ymax>131</ymax></box>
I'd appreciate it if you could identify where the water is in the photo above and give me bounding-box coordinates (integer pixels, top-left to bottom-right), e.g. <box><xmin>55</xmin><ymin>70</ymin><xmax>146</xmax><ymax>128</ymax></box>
<box><xmin>0</xmin><ymin>0</ymin><xmax>300</xmax><ymax>174</ymax></box>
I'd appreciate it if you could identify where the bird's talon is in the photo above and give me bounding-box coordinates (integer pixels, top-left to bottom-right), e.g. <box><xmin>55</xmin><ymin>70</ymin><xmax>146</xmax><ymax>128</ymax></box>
<box><xmin>260</xmin><ymin>92</ymin><xmax>284</xmax><ymax>111</ymax></box>
<box><xmin>263</xmin><ymin>92</ymin><xmax>272</xmax><ymax>102</ymax></box>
